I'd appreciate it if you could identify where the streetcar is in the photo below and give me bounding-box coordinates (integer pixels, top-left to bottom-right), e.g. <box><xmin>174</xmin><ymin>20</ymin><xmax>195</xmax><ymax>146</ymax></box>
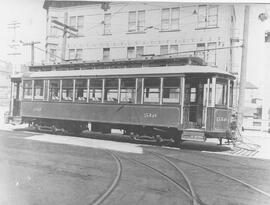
<box><xmin>8</xmin><ymin>56</ymin><xmax>236</xmax><ymax>145</ymax></box>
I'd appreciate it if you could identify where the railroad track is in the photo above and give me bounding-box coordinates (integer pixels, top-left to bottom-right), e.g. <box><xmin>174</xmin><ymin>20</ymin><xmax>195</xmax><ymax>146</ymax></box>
<box><xmin>120</xmin><ymin>152</ymin><xmax>204</xmax><ymax>205</ymax></box>
<box><xmin>156</xmin><ymin>151</ymin><xmax>270</xmax><ymax>200</ymax></box>
<box><xmin>89</xmin><ymin>151</ymin><xmax>122</xmax><ymax>205</ymax></box>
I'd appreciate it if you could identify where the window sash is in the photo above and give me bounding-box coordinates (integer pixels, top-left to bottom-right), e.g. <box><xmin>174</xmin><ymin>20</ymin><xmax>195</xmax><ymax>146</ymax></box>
<box><xmin>34</xmin><ymin>80</ymin><xmax>44</xmax><ymax>100</ymax></box>
<box><xmin>128</xmin><ymin>11</ymin><xmax>136</xmax><ymax>32</ymax></box>
<box><xmin>103</xmin><ymin>48</ymin><xmax>110</xmax><ymax>60</ymax></box>
<box><xmin>137</xmin><ymin>10</ymin><xmax>145</xmax><ymax>31</ymax></box>
<box><xmin>104</xmin><ymin>13</ymin><xmax>111</xmax><ymax>34</ymax></box>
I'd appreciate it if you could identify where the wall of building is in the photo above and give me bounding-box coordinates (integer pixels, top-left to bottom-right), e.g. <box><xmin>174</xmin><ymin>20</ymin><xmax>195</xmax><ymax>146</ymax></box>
<box><xmin>44</xmin><ymin>2</ymin><xmax>244</xmax><ymax>73</ymax></box>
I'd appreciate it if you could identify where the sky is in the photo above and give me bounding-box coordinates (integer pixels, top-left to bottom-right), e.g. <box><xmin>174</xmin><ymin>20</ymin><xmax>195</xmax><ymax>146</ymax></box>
<box><xmin>0</xmin><ymin>0</ymin><xmax>270</xmax><ymax>110</ymax></box>
<box><xmin>0</xmin><ymin>0</ymin><xmax>46</xmax><ymax>66</ymax></box>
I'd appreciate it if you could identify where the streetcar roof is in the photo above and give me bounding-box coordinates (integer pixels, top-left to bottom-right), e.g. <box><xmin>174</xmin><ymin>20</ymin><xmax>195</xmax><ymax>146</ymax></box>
<box><xmin>21</xmin><ymin>65</ymin><xmax>235</xmax><ymax>79</ymax></box>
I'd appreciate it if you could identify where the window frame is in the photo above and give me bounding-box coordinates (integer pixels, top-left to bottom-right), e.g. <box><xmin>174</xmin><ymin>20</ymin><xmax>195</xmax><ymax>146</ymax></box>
<box><xmin>197</xmin><ymin>5</ymin><xmax>218</xmax><ymax>29</ymax></box>
<box><xmin>23</xmin><ymin>80</ymin><xmax>33</xmax><ymax>100</ymax></box>
<box><xmin>128</xmin><ymin>10</ymin><xmax>146</xmax><ymax>32</ymax></box>
<box><xmin>161</xmin><ymin>7</ymin><xmax>180</xmax><ymax>31</ymax></box>
<box><xmin>120</xmin><ymin>78</ymin><xmax>137</xmax><ymax>104</ymax></box>
<box><xmin>33</xmin><ymin>80</ymin><xmax>44</xmax><ymax>100</ymax></box>
<box><xmin>143</xmin><ymin>77</ymin><xmax>161</xmax><ymax>104</ymax></box>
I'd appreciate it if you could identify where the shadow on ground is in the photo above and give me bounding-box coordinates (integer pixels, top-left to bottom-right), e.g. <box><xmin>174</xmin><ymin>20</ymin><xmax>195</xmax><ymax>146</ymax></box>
<box><xmin>11</xmin><ymin>127</ymin><xmax>232</xmax><ymax>152</ymax></box>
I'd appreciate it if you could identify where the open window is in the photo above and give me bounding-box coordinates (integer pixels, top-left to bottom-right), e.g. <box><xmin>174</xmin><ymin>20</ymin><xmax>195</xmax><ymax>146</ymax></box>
<box><xmin>23</xmin><ymin>80</ymin><xmax>32</xmax><ymax>100</ymax></box>
<box><xmin>120</xmin><ymin>78</ymin><xmax>136</xmax><ymax>103</ymax></box>
<box><xmin>215</xmin><ymin>79</ymin><xmax>228</xmax><ymax>106</ymax></box>
<box><xmin>49</xmin><ymin>80</ymin><xmax>60</xmax><ymax>101</ymax></box>
<box><xmin>75</xmin><ymin>79</ymin><xmax>87</xmax><ymax>102</ymax></box>
<box><xmin>163</xmin><ymin>77</ymin><xmax>180</xmax><ymax>104</ymax></box>
<box><xmin>104</xmin><ymin>78</ymin><xmax>118</xmax><ymax>103</ymax></box>
<box><xmin>144</xmin><ymin>78</ymin><xmax>160</xmax><ymax>103</ymax></box>
<box><xmin>89</xmin><ymin>79</ymin><xmax>102</xmax><ymax>102</ymax></box>
<box><xmin>34</xmin><ymin>80</ymin><xmax>44</xmax><ymax>100</ymax></box>
<box><xmin>62</xmin><ymin>79</ymin><xmax>73</xmax><ymax>101</ymax></box>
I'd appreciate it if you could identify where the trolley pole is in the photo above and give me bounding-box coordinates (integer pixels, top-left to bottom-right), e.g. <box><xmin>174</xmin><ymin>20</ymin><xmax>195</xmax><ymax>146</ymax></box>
<box><xmin>238</xmin><ymin>5</ymin><xmax>250</xmax><ymax>126</ymax></box>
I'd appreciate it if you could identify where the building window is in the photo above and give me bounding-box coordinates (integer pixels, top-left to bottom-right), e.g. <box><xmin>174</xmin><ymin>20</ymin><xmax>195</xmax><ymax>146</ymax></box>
<box><xmin>197</xmin><ymin>5</ymin><xmax>218</xmax><ymax>28</ymax></box>
<box><xmin>62</xmin><ymin>79</ymin><xmax>73</xmax><ymax>101</ymax></box>
<box><xmin>207</xmin><ymin>42</ymin><xmax>217</xmax><ymax>66</ymax></box>
<box><xmin>23</xmin><ymin>80</ymin><xmax>32</xmax><ymax>99</ymax></box>
<box><xmin>196</xmin><ymin>43</ymin><xmax>216</xmax><ymax>65</ymax></box>
<box><xmin>103</xmin><ymin>48</ymin><xmax>110</xmax><ymax>60</ymax></box>
<box><xmin>160</xmin><ymin>45</ymin><xmax>168</xmax><ymax>56</ymax></box>
<box><xmin>196</xmin><ymin>43</ymin><xmax>206</xmax><ymax>61</ymax></box>
<box><xmin>104</xmin><ymin>13</ymin><xmax>111</xmax><ymax>35</ymax></box>
<box><xmin>76</xmin><ymin>49</ymin><xmax>83</xmax><ymax>60</ymax></box>
<box><xmin>69</xmin><ymin>15</ymin><xmax>84</xmax><ymax>36</ymax></box>
<box><xmin>128</xmin><ymin>10</ymin><xmax>145</xmax><ymax>32</ymax></box>
<box><xmin>69</xmin><ymin>49</ymin><xmax>75</xmax><ymax>60</ymax></box>
<box><xmin>50</xmin><ymin>17</ymin><xmax>58</xmax><ymax>37</ymax></box>
<box><xmin>265</xmin><ymin>31</ymin><xmax>270</xmax><ymax>42</ymax></box>
<box><xmin>163</xmin><ymin>77</ymin><xmax>180</xmax><ymax>103</ymax></box>
<box><xmin>137</xmin><ymin>10</ymin><xmax>145</xmax><ymax>32</ymax></box>
<box><xmin>136</xmin><ymin>46</ymin><xmax>144</xmax><ymax>58</ymax></box>
<box><xmin>69</xmin><ymin>49</ymin><xmax>83</xmax><ymax>60</ymax></box>
<box><xmin>34</xmin><ymin>80</ymin><xmax>44</xmax><ymax>100</ymax></box>
<box><xmin>120</xmin><ymin>78</ymin><xmax>136</xmax><ymax>103</ymax></box>
<box><xmin>161</xmin><ymin>8</ymin><xmax>180</xmax><ymax>31</ymax></box>
<box><xmin>127</xmin><ymin>47</ymin><xmax>135</xmax><ymax>58</ymax></box>
<box><xmin>144</xmin><ymin>78</ymin><xmax>160</xmax><ymax>103</ymax></box>
<box><xmin>127</xmin><ymin>46</ymin><xmax>144</xmax><ymax>58</ymax></box>
<box><xmin>89</xmin><ymin>79</ymin><xmax>102</xmax><ymax>102</ymax></box>
<box><xmin>49</xmin><ymin>49</ymin><xmax>56</xmax><ymax>62</ymax></box>
<box><xmin>170</xmin><ymin>45</ymin><xmax>178</xmax><ymax>55</ymax></box>
<box><xmin>75</xmin><ymin>79</ymin><xmax>87</xmax><ymax>101</ymax></box>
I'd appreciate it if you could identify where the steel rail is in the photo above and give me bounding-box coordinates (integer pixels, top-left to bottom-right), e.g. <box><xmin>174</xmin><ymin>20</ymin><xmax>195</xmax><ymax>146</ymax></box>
<box><xmin>121</xmin><ymin>155</ymin><xmax>196</xmax><ymax>204</ymax></box>
<box><xmin>148</xmin><ymin>151</ymin><xmax>201</xmax><ymax>205</ymax></box>
<box><xmin>90</xmin><ymin>151</ymin><xmax>122</xmax><ymax>205</ymax></box>
<box><xmin>164</xmin><ymin>154</ymin><xmax>270</xmax><ymax>199</ymax></box>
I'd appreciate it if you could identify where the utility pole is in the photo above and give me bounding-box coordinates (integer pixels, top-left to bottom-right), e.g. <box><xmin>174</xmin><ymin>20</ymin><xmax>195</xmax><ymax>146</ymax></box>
<box><xmin>7</xmin><ymin>20</ymin><xmax>21</xmax><ymax>56</ymax></box>
<box><xmin>21</xmin><ymin>41</ymin><xmax>41</xmax><ymax>65</ymax></box>
<box><xmin>51</xmin><ymin>12</ymin><xmax>78</xmax><ymax>62</ymax></box>
<box><xmin>238</xmin><ymin>5</ymin><xmax>250</xmax><ymax>125</ymax></box>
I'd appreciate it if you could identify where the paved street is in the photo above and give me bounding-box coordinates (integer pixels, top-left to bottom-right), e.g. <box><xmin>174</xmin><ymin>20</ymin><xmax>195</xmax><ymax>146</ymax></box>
<box><xmin>0</xmin><ymin>128</ymin><xmax>270</xmax><ymax>205</ymax></box>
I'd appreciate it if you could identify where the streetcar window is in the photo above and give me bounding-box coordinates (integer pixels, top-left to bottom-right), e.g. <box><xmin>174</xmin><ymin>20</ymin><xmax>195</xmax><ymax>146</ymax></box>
<box><xmin>163</xmin><ymin>77</ymin><xmax>180</xmax><ymax>103</ymax></box>
<box><xmin>120</xmin><ymin>78</ymin><xmax>136</xmax><ymax>103</ymax></box>
<box><xmin>190</xmin><ymin>87</ymin><xmax>197</xmax><ymax>103</ymax></box>
<box><xmin>62</xmin><ymin>79</ymin><xmax>73</xmax><ymax>101</ymax></box>
<box><xmin>104</xmin><ymin>78</ymin><xmax>118</xmax><ymax>103</ymax></box>
<box><xmin>229</xmin><ymin>81</ymin><xmax>233</xmax><ymax>107</ymax></box>
<box><xmin>34</xmin><ymin>80</ymin><xmax>44</xmax><ymax>100</ymax></box>
<box><xmin>215</xmin><ymin>79</ymin><xmax>228</xmax><ymax>106</ymax></box>
<box><xmin>144</xmin><ymin>78</ymin><xmax>160</xmax><ymax>103</ymax></box>
<box><xmin>49</xmin><ymin>80</ymin><xmax>60</xmax><ymax>101</ymax></box>
<box><xmin>89</xmin><ymin>79</ymin><xmax>102</xmax><ymax>102</ymax></box>
<box><xmin>75</xmin><ymin>79</ymin><xmax>87</xmax><ymax>102</ymax></box>
<box><xmin>23</xmin><ymin>80</ymin><xmax>32</xmax><ymax>100</ymax></box>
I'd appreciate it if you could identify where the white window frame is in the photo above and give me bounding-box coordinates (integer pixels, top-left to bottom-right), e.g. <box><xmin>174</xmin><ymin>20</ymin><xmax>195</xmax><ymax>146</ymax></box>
<box><xmin>128</xmin><ymin>10</ymin><xmax>146</xmax><ymax>32</ymax></box>
<box><xmin>197</xmin><ymin>5</ymin><xmax>218</xmax><ymax>29</ymax></box>
<box><xmin>103</xmin><ymin>48</ymin><xmax>110</xmax><ymax>60</ymax></box>
<box><xmin>104</xmin><ymin>13</ymin><xmax>111</xmax><ymax>35</ymax></box>
<box><xmin>161</xmin><ymin>7</ymin><xmax>180</xmax><ymax>31</ymax></box>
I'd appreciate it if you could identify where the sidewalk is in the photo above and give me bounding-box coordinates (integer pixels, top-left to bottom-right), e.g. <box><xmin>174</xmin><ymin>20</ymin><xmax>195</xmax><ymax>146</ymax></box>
<box><xmin>241</xmin><ymin>130</ymin><xmax>270</xmax><ymax>160</ymax></box>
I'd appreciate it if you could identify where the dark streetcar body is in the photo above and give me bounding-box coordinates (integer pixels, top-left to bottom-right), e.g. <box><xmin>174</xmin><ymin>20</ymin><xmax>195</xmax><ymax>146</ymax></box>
<box><xmin>8</xmin><ymin>57</ymin><xmax>235</xmax><ymax>145</ymax></box>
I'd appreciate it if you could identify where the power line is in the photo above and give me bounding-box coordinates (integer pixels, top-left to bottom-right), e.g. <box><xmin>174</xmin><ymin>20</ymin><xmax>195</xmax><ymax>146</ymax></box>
<box><xmin>156</xmin><ymin>45</ymin><xmax>243</xmax><ymax>57</ymax></box>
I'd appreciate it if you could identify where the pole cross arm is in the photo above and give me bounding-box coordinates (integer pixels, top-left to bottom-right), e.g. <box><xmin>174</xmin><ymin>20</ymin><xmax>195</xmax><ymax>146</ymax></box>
<box><xmin>52</xmin><ymin>20</ymin><xmax>78</xmax><ymax>32</ymax></box>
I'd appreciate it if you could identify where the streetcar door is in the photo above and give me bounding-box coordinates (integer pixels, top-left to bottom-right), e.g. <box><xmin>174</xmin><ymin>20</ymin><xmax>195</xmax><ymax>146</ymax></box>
<box><xmin>184</xmin><ymin>78</ymin><xmax>205</xmax><ymax>128</ymax></box>
<box><xmin>10</xmin><ymin>78</ymin><xmax>22</xmax><ymax>116</ymax></box>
